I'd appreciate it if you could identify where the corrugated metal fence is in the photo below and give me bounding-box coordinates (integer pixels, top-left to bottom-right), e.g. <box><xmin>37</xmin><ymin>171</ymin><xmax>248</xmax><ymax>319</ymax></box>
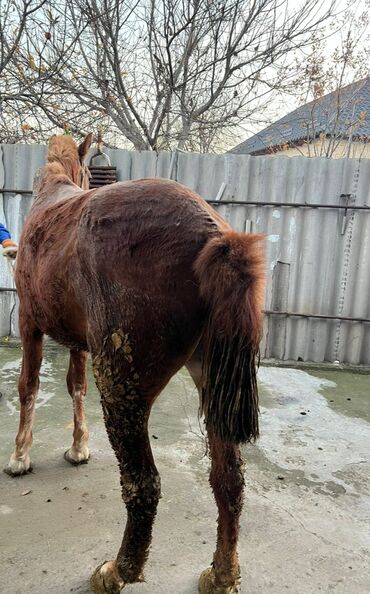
<box><xmin>1</xmin><ymin>144</ymin><xmax>369</xmax><ymax>365</ymax></box>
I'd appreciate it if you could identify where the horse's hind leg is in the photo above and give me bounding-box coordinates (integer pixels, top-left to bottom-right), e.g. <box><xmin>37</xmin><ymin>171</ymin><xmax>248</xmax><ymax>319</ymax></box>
<box><xmin>90</xmin><ymin>355</ymin><xmax>161</xmax><ymax>593</ymax></box>
<box><xmin>5</xmin><ymin>316</ymin><xmax>43</xmax><ymax>476</ymax></box>
<box><xmin>64</xmin><ymin>350</ymin><xmax>90</xmax><ymax>465</ymax></box>
<box><xmin>187</xmin><ymin>352</ymin><xmax>243</xmax><ymax>593</ymax></box>
<box><xmin>199</xmin><ymin>431</ymin><xmax>244</xmax><ymax>594</ymax></box>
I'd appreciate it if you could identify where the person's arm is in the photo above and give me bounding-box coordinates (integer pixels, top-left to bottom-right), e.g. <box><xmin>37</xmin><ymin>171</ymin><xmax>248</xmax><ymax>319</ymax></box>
<box><xmin>0</xmin><ymin>222</ymin><xmax>12</xmax><ymax>242</ymax></box>
<box><xmin>0</xmin><ymin>223</ymin><xmax>18</xmax><ymax>258</ymax></box>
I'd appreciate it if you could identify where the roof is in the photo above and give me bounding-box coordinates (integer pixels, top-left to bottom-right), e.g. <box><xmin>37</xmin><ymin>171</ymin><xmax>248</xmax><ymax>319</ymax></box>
<box><xmin>230</xmin><ymin>77</ymin><xmax>370</xmax><ymax>155</ymax></box>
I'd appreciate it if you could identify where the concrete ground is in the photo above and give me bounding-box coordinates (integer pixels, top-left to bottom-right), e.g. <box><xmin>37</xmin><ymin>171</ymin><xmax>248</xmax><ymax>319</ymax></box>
<box><xmin>0</xmin><ymin>340</ymin><xmax>369</xmax><ymax>594</ymax></box>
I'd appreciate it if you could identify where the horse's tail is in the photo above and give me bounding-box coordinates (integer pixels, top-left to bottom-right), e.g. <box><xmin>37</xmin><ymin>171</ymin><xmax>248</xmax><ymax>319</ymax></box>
<box><xmin>194</xmin><ymin>231</ymin><xmax>265</xmax><ymax>444</ymax></box>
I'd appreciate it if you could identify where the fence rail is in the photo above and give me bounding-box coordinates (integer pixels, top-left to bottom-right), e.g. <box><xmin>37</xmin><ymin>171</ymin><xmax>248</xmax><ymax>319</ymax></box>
<box><xmin>1</xmin><ymin>144</ymin><xmax>369</xmax><ymax>364</ymax></box>
<box><xmin>3</xmin><ymin>188</ymin><xmax>370</xmax><ymax>211</ymax></box>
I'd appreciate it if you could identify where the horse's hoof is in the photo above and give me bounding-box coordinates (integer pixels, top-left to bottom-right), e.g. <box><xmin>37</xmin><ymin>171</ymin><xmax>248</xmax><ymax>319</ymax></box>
<box><xmin>199</xmin><ymin>568</ymin><xmax>239</xmax><ymax>594</ymax></box>
<box><xmin>90</xmin><ymin>560</ymin><xmax>125</xmax><ymax>593</ymax></box>
<box><xmin>64</xmin><ymin>446</ymin><xmax>90</xmax><ymax>466</ymax></box>
<box><xmin>4</xmin><ymin>454</ymin><xmax>33</xmax><ymax>477</ymax></box>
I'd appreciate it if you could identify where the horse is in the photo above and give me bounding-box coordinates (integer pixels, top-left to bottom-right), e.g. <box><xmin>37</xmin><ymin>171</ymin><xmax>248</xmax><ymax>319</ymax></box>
<box><xmin>5</xmin><ymin>134</ymin><xmax>265</xmax><ymax>594</ymax></box>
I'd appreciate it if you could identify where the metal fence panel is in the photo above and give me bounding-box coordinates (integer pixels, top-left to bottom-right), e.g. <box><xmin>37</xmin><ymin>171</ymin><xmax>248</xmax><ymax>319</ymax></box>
<box><xmin>0</xmin><ymin>144</ymin><xmax>369</xmax><ymax>364</ymax></box>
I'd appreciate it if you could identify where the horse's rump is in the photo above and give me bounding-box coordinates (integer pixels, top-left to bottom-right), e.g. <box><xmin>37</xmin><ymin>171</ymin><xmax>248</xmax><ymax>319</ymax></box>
<box><xmin>73</xmin><ymin>179</ymin><xmax>226</xmax><ymax>368</ymax></box>
<box><xmin>76</xmin><ymin>179</ymin><xmax>224</xmax><ymax>285</ymax></box>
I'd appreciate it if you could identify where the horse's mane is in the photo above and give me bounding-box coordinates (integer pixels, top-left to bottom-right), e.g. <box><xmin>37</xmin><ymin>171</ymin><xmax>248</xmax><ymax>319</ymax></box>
<box><xmin>47</xmin><ymin>136</ymin><xmax>80</xmax><ymax>185</ymax></box>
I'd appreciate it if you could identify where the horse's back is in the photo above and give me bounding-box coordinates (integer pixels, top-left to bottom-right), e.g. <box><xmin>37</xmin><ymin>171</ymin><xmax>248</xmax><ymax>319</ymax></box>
<box><xmin>80</xmin><ymin>178</ymin><xmax>224</xmax><ymax>246</ymax></box>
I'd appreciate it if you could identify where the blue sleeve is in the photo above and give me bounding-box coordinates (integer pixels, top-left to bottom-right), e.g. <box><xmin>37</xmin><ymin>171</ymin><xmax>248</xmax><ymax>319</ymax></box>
<box><xmin>0</xmin><ymin>222</ymin><xmax>12</xmax><ymax>243</ymax></box>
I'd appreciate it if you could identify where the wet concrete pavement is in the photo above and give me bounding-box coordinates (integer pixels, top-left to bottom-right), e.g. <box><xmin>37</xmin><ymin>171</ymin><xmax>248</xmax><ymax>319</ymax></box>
<box><xmin>0</xmin><ymin>341</ymin><xmax>369</xmax><ymax>594</ymax></box>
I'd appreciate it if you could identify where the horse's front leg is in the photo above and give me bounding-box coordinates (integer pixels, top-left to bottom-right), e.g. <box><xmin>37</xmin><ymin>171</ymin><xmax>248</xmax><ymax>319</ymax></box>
<box><xmin>90</xmin><ymin>359</ymin><xmax>160</xmax><ymax>593</ymax></box>
<box><xmin>5</xmin><ymin>318</ymin><xmax>43</xmax><ymax>476</ymax></box>
<box><xmin>64</xmin><ymin>349</ymin><xmax>90</xmax><ymax>465</ymax></box>
<box><xmin>199</xmin><ymin>431</ymin><xmax>244</xmax><ymax>594</ymax></box>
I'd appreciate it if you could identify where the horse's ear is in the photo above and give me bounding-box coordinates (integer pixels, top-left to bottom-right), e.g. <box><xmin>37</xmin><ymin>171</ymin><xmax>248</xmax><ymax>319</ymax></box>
<box><xmin>78</xmin><ymin>133</ymin><xmax>93</xmax><ymax>162</ymax></box>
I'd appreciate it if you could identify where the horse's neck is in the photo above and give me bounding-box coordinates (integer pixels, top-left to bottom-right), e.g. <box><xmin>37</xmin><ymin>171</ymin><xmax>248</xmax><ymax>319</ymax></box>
<box><xmin>33</xmin><ymin>177</ymin><xmax>82</xmax><ymax>209</ymax></box>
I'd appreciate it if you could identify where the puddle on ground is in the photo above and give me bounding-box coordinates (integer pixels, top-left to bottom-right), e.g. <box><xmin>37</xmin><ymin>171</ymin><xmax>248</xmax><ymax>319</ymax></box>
<box><xmin>255</xmin><ymin>367</ymin><xmax>369</xmax><ymax>497</ymax></box>
<box><xmin>306</xmin><ymin>369</ymin><xmax>370</xmax><ymax>423</ymax></box>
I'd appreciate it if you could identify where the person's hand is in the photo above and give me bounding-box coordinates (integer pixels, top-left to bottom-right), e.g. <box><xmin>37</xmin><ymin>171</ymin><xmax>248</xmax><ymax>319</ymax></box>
<box><xmin>2</xmin><ymin>240</ymin><xmax>18</xmax><ymax>259</ymax></box>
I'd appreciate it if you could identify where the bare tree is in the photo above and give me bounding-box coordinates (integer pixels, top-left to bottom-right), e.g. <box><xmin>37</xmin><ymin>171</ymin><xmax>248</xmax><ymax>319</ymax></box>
<box><xmin>3</xmin><ymin>0</ymin><xmax>339</xmax><ymax>151</ymax></box>
<box><xmin>0</xmin><ymin>0</ymin><xmax>83</xmax><ymax>142</ymax></box>
<box><xmin>0</xmin><ymin>0</ymin><xmax>48</xmax><ymax>75</ymax></box>
<box><xmin>0</xmin><ymin>0</ymin><xmax>50</xmax><ymax>141</ymax></box>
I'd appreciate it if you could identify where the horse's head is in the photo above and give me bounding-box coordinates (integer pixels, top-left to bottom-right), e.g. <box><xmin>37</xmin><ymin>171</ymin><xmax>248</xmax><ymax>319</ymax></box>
<box><xmin>47</xmin><ymin>133</ymin><xmax>93</xmax><ymax>190</ymax></box>
<box><xmin>33</xmin><ymin>133</ymin><xmax>93</xmax><ymax>203</ymax></box>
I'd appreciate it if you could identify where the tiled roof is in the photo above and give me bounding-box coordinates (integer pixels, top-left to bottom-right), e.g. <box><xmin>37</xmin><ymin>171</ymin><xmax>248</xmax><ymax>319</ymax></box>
<box><xmin>230</xmin><ymin>77</ymin><xmax>370</xmax><ymax>155</ymax></box>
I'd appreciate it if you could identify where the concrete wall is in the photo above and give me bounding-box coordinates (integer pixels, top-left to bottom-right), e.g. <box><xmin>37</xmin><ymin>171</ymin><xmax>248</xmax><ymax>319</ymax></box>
<box><xmin>1</xmin><ymin>144</ymin><xmax>369</xmax><ymax>364</ymax></box>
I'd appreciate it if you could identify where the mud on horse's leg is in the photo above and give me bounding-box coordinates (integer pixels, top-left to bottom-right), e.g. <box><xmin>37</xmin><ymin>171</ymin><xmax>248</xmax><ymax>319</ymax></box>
<box><xmin>5</xmin><ymin>319</ymin><xmax>43</xmax><ymax>476</ymax></box>
<box><xmin>64</xmin><ymin>350</ymin><xmax>90</xmax><ymax>465</ymax></box>
<box><xmin>199</xmin><ymin>431</ymin><xmax>244</xmax><ymax>594</ymax></box>
<box><xmin>90</xmin><ymin>354</ymin><xmax>161</xmax><ymax>594</ymax></box>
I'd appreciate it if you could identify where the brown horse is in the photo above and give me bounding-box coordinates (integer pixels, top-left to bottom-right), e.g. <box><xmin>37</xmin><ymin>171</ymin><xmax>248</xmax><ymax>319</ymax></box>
<box><xmin>5</xmin><ymin>134</ymin><xmax>265</xmax><ymax>594</ymax></box>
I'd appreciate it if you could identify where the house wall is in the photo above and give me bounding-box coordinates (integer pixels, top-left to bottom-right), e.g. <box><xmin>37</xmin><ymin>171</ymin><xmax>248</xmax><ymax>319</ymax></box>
<box><xmin>273</xmin><ymin>139</ymin><xmax>370</xmax><ymax>159</ymax></box>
